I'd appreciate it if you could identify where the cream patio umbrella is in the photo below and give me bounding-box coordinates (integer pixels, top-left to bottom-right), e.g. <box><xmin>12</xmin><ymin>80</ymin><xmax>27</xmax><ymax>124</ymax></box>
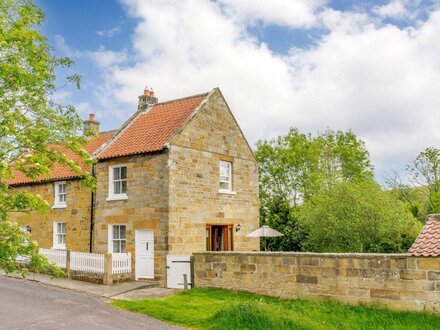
<box><xmin>247</xmin><ymin>225</ymin><xmax>284</xmax><ymax>251</ymax></box>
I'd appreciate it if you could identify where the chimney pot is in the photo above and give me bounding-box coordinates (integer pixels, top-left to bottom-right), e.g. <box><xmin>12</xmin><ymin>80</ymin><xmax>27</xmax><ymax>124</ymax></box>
<box><xmin>138</xmin><ymin>86</ymin><xmax>158</xmax><ymax>110</ymax></box>
<box><xmin>83</xmin><ymin>113</ymin><xmax>100</xmax><ymax>135</ymax></box>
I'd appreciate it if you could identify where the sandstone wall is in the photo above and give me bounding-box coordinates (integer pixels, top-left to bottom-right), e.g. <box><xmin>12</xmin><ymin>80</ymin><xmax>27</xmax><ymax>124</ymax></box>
<box><xmin>9</xmin><ymin>180</ymin><xmax>92</xmax><ymax>252</ymax></box>
<box><xmin>168</xmin><ymin>88</ymin><xmax>260</xmax><ymax>254</ymax></box>
<box><xmin>93</xmin><ymin>153</ymin><xmax>169</xmax><ymax>285</ymax></box>
<box><xmin>194</xmin><ymin>252</ymin><xmax>440</xmax><ymax>313</ymax></box>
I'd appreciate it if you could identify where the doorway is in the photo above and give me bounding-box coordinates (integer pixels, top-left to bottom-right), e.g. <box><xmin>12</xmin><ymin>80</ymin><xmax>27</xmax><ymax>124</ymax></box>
<box><xmin>135</xmin><ymin>230</ymin><xmax>154</xmax><ymax>280</ymax></box>
<box><xmin>206</xmin><ymin>224</ymin><xmax>233</xmax><ymax>251</ymax></box>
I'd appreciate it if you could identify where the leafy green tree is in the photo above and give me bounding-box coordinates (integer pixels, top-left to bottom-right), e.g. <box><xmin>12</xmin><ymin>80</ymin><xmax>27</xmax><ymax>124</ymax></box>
<box><xmin>256</xmin><ymin>128</ymin><xmax>372</xmax><ymax>208</ymax></box>
<box><xmin>299</xmin><ymin>179</ymin><xmax>421</xmax><ymax>253</ymax></box>
<box><xmin>407</xmin><ymin>147</ymin><xmax>440</xmax><ymax>214</ymax></box>
<box><xmin>385</xmin><ymin>171</ymin><xmax>427</xmax><ymax>221</ymax></box>
<box><xmin>261</xmin><ymin>197</ymin><xmax>308</xmax><ymax>251</ymax></box>
<box><xmin>0</xmin><ymin>0</ymin><xmax>92</xmax><ymax>274</ymax></box>
<box><xmin>255</xmin><ymin>128</ymin><xmax>373</xmax><ymax>251</ymax></box>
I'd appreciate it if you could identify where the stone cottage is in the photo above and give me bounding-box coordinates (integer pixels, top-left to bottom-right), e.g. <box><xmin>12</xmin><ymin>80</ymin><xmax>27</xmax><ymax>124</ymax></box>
<box><xmin>9</xmin><ymin>87</ymin><xmax>260</xmax><ymax>285</ymax></box>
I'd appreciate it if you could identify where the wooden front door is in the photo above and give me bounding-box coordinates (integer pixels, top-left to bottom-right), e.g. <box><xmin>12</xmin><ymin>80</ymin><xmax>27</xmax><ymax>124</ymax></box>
<box><xmin>206</xmin><ymin>224</ymin><xmax>233</xmax><ymax>251</ymax></box>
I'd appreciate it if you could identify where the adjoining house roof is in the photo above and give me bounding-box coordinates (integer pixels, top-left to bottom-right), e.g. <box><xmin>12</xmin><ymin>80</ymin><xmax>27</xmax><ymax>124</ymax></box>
<box><xmin>96</xmin><ymin>92</ymin><xmax>208</xmax><ymax>160</ymax></box>
<box><xmin>9</xmin><ymin>90</ymin><xmax>211</xmax><ymax>185</ymax></box>
<box><xmin>8</xmin><ymin>130</ymin><xmax>116</xmax><ymax>186</ymax></box>
<box><xmin>408</xmin><ymin>214</ymin><xmax>440</xmax><ymax>257</ymax></box>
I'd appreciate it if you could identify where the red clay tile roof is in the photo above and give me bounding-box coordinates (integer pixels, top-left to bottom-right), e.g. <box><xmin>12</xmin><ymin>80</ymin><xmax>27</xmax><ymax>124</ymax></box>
<box><xmin>97</xmin><ymin>93</ymin><xmax>208</xmax><ymax>160</ymax></box>
<box><xmin>408</xmin><ymin>214</ymin><xmax>440</xmax><ymax>257</ymax></box>
<box><xmin>8</xmin><ymin>130</ymin><xmax>116</xmax><ymax>186</ymax></box>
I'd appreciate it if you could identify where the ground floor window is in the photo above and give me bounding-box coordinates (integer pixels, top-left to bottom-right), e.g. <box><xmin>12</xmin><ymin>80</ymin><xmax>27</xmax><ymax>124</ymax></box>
<box><xmin>110</xmin><ymin>225</ymin><xmax>126</xmax><ymax>253</ymax></box>
<box><xmin>206</xmin><ymin>224</ymin><xmax>233</xmax><ymax>251</ymax></box>
<box><xmin>53</xmin><ymin>221</ymin><xmax>66</xmax><ymax>249</ymax></box>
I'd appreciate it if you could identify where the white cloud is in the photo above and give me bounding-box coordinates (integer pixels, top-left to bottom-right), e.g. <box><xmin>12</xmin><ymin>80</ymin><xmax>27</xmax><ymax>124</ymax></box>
<box><xmin>55</xmin><ymin>35</ymin><xmax>128</xmax><ymax>68</ymax></box>
<box><xmin>96</xmin><ymin>26</ymin><xmax>121</xmax><ymax>38</ymax></box>
<box><xmin>373</xmin><ymin>0</ymin><xmax>409</xmax><ymax>19</ymax></box>
<box><xmin>217</xmin><ymin>0</ymin><xmax>325</xmax><ymax>28</ymax></box>
<box><xmin>74</xmin><ymin>0</ymin><xmax>440</xmax><ymax>179</ymax></box>
<box><xmin>86</xmin><ymin>46</ymin><xmax>128</xmax><ymax>68</ymax></box>
<box><xmin>74</xmin><ymin>102</ymin><xmax>93</xmax><ymax>116</ymax></box>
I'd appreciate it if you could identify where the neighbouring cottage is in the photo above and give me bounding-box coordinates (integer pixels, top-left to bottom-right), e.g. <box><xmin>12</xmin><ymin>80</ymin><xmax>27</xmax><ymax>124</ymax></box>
<box><xmin>408</xmin><ymin>214</ymin><xmax>440</xmax><ymax>257</ymax></box>
<box><xmin>8</xmin><ymin>87</ymin><xmax>260</xmax><ymax>285</ymax></box>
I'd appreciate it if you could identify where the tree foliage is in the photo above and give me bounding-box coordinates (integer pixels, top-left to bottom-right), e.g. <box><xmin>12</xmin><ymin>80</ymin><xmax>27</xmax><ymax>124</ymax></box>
<box><xmin>260</xmin><ymin>197</ymin><xmax>308</xmax><ymax>252</ymax></box>
<box><xmin>256</xmin><ymin>128</ymin><xmax>373</xmax><ymax>209</ymax></box>
<box><xmin>385</xmin><ymin>147</ymin><xmax>440</xmax><ymax>221</ymax></box>
<box><xmin>407</xmin><ymin>147</ymin><xmax>440</xmax><ymax>214</ymax></box>
<box><xmin>299</xmin><ymin>179</ymin><xmax>421</xmax><ymax>253</ymax></box>
<box><xmin>255</xmin><ymin>128</ymin><xmax>374</xmax><ymax>251</ymax></box>
<box><xmin>0</xmin><ymin>0</ymin><xmax>92</xmax><ymax>274</ymax></box>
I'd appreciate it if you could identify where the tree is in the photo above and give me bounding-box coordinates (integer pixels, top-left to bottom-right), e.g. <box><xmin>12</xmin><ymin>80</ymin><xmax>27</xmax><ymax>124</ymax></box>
<box><xmin>299</xmin><ymin>179</ymin><xmax>421</xmax><ymax>253</ymax></box>
<box><xmin>0</xmin><ymin>0</ymin><xmax>92</xmax><ymax>274</ymax></box>
<box><xmin>384</xmin><ymin>171</ymin><xmax>427</xmax><ymax>221</ymax></box>
<box><xmin>407</xmin><ymin>147</ymin><xmax>440</xmax><ymax>214</ymax></box>
<box><xmin>255</xmin><ymin>128</ymin><xmax>373</xmax><ymax>251</ymax></box>
<box><xmin>256</xmin><ymin>128</ymin><xmax>372</xmax><ymax>208</ymax></box>
<box><xmin>260</xmin><ymin>197</ymin><xmax>308</xmax><ymax>252</ymax></box>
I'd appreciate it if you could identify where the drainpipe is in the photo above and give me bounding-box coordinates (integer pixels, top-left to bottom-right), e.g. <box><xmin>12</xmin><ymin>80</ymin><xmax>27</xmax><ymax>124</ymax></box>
<box><xmin>89</xmin><ymin>164</ymin><xmax>96</xmax><ymax>253</ymax></box>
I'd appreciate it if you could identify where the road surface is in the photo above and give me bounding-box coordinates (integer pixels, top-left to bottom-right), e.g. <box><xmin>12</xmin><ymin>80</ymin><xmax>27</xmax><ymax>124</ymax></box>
<box><xmin>0</xmin><ymin>275</ymin><xmax>181</xmax><ymax>330</ymax></box>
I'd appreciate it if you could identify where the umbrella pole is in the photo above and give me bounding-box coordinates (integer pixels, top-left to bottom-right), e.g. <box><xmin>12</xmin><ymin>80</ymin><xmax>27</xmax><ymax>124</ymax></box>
<box><xmin>265</xmin><ymin>237</ymin><xmax>268</xmax><ymax>251</ymax></box>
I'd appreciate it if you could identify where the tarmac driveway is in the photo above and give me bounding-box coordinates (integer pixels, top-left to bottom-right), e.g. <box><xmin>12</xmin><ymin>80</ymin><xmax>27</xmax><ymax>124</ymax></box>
<box><xmin>0</xmin><ymin>275</ymin><xmax>181</xmax><ymax>330</ymax></box>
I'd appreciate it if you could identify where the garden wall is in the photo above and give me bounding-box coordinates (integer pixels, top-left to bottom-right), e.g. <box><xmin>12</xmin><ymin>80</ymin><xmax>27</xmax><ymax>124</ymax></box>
<box><xmin>193</xmin><ymin>252</ymin><xmax>440</xmax><ymax>313</ymax></box>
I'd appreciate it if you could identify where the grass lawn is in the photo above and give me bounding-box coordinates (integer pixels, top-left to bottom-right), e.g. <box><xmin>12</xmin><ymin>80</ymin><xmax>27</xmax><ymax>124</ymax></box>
<box><xmin>111</xmin><ymin>288</ymin><xmax>439</xmax><ymax>329</ymax></box>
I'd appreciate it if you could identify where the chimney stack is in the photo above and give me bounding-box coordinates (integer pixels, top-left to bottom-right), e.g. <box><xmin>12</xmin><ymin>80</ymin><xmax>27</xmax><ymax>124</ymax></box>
<box><xmin>138</xmin><ymin>86</ymin><xmax>158</xmax><ymax>110</ymax></box>
<box><xmin>83</xmin><ymin>113</ymin><xmax>100</xmax><ymax>135</ymax></box>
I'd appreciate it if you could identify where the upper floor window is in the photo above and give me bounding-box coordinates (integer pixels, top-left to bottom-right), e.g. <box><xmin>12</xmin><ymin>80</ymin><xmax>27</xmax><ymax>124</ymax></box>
<box><xmin>108</xmin><ymin>165</ymin><xmax>127</xmax><ymax>200</ymax></box>
<box><xmin>53</xmin><ymin>221</ymin><xmax>66</xmax><ymax>249</ymax></box>
<box><xmin>54</xmin><ymin>181</ymin><xmax>67</xmax><ymax>208</ymax></box>
<box><xmin>219</xmin><ymin>160</ymin><xmax>233</xmax><ymax>193</ymax></box>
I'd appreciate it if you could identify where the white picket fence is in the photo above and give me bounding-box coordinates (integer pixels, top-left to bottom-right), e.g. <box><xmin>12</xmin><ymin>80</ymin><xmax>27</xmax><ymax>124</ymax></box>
<box><xmin>71</xmin><ymin>251</ymin><xmax>105</xmax><ymax>273</ymax></box>
<box><xmin>112</xmin><ymin>253</ymin><xmax>132</xmax><ymax>274</ymax></box>
<box><xmin>38</xmin><ymin>249</ymin><xmax>131</xmax><ymax>276</ymax></box>
<box><xmin>39</xmin><ymin>248</ymin><xmax>67</xmax><ymax>268</ymax></box>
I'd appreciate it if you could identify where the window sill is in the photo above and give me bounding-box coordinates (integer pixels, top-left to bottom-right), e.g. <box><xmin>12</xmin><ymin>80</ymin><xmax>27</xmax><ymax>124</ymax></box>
<box><xmin>106</xmin><ymin>195</ymin><xmax>128</xmax><ymax>201</ymax></box>
<box><xmin>52</xmin><ymin>204</ymin><xmax>67</xmax><ymax>209</ymax></box>
<box><xmin>218</xmin><ymin>189</ymin><xmax>237</xmax><ymax>195</ymax></box>
<box><xmin>51</xmin><ymin>246</ymin><xmax>66</xmax><ymax>250</ymax></box>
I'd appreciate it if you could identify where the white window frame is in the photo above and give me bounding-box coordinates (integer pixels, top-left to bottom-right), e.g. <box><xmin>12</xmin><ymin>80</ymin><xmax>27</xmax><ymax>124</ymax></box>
<box><xmin>107</xmin><ymin>165</ymin><xmax>128</xmax><ymax>201</ymax></box>
<box><xmin>19</xmin><ymin>225</ymin><xmax>31</xmax><ymax>235</ymax></box>
<box><xmin>53</xmin><ymin>181</ymin><xmax>67</xmax><ymax>208</ymax></box>
<box><xmin>52</xmin><ymin>221</ymin><xmax>66</xmax><ymax>250</ymax></box>
<box><xmin>219</xmin><ymin>160</ymin><xmax>236</xmax><ymax>194</ymax></box>
<box><xmin>108</xmin><ymin>224</ymin><xmax>127</xmax><ymax>254</ymax></box>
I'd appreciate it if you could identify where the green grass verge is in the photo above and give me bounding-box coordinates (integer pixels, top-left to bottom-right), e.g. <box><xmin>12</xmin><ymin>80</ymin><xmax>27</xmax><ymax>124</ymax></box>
<box><xmin>111</xmin><ymin>288</ymin><xmax>439</xmax><ymax>330</ymax></box>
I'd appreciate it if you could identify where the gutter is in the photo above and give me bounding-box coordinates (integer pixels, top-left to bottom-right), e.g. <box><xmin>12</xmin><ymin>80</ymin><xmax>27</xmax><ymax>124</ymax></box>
<box><xmin>89</xmin><ymin>163</ymin><xmax>96</xmax><ymax>253</ymax></box>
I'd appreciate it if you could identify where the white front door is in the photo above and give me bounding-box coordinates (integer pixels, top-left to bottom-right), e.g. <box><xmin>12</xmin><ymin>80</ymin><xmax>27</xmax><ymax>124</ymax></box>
<box><xmin>135</xmin><ymin>230</ymin><xmax>154</xmax><ymax>280</ymax></box>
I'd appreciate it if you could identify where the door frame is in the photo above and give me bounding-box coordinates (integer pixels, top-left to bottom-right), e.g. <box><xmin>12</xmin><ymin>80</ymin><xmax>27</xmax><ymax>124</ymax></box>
<box><xmin>206</xmin><ymin>224</ymin><xmax>233</xmax><ymax>251</ymax></box>
<box><xmin>135</xmin><ymin>229</ymin><xmax>154</xmax><ymax>280</ymax></box>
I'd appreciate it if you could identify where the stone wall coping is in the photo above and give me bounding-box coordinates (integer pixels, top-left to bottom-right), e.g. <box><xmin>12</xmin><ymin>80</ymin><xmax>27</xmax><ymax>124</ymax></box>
<box><xmin>193</xmin><ymin>251</ymin><xmax>415</xmax><ymax>259</ymax></box>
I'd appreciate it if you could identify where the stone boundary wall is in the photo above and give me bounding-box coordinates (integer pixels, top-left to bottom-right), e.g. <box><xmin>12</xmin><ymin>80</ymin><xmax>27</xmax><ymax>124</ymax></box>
<box><xmin>69</xmin><ymin>270</ymin><xmax>131</xmax><ymax>285</ymax></box>
<box><xmin>193</xmin><ymin>252</ymin><xmax>440</xmax><ymax>313</ymax></box>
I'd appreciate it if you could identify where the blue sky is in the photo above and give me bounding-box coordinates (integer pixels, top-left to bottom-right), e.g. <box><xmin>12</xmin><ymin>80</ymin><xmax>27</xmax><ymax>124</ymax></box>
<box><xmin>36</xmin><ymin>0</ymin><xmax>440</xmax><ymax>180</ymax></box>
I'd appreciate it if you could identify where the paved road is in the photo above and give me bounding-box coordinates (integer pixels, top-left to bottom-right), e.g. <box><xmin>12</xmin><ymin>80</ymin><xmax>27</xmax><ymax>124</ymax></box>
<box><xmin>0</xmin><ymin>276</ymin><xmax>181</xmax><ymax>330</ymax></box>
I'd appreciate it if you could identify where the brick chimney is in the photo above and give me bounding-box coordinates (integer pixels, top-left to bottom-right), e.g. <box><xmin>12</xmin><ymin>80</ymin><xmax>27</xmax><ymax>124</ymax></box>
<box><xmin>83</xmin><ymin>113</ymin><xmax>100</xmax><ymax>135</ymax></box>
<box><xmin>138</xmin><ymin>86</ymin><xmax>158</xmax><ymax>110</ymax></box>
